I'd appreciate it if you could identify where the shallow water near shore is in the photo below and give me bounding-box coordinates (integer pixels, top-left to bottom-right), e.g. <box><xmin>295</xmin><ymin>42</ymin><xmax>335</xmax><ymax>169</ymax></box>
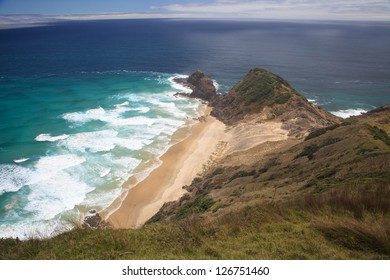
<box><xmin>1</xmin><ymin>19</ymin><xmax>389</xmax><ymax>239</ymax></box>
<box><xmin>0</xmin><ymin>71</ymin><xmax>202</xmax><ymax>239</ymax></box>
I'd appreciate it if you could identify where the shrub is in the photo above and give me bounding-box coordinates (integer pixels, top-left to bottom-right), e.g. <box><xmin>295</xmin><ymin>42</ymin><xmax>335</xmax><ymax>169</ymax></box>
<box><xmin>211</xmin><ymin>167</ymin><xmax>224</xmax><ymax>177</ymax></box>
<box><xmin>296</xmin><ymin>138</ymin><xmax>342</xmax><ymax>160</ymax></box>
<box><xmin>229</xmin><ymin>170</ymin><xmax>256</xmax><ymax>182</ymax></box>
<box><xmin>316</xmin><ymin>168</ymin><xmax>337</xmax><ymax>179</ymax></box>
<box><xmin>320</xmin><ymin>137</ymin><xmax>342</xmax><ymax>147</ymax></box>
<box><xmin>305</xmin><ymin>123</ymin><xmax>343</xmax><ymax>141</ymax></box>
<box><xmin>176</xmin><ymin>195</ymin><xmax>215</xmax><ymax>220</ymax></box>
<box><xmin>192</xmin><ymin>177</ymin><xmax>202</xmax><ymax>185</ymax></box>
<box><xmin>371</xmin><ymin>126</ymin><xmax>390</xmax><ymax>145</ymax></box>
<box><xmin>295</xmin><ymin>144</ymin><xmax>319</xmax><ymax>160</ymax></box>
<box><xmin>305</xmin><ymin>128</ymin><xmax>327</xmax><ymax>140</ymax></box>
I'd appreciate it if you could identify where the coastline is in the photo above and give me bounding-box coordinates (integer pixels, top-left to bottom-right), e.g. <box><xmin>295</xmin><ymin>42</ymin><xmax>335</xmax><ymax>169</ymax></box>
<box><xmin>106</xmin><ymin>107</ymin><xmax>226</xmax><ymax>228</ymax></box>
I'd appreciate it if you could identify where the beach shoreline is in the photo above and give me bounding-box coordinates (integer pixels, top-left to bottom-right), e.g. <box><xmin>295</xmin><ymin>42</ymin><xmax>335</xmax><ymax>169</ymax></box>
<box><xmin>106</xmin><ymin>107</ymin><xmax>226</xmax><ymax>228</ymax></box>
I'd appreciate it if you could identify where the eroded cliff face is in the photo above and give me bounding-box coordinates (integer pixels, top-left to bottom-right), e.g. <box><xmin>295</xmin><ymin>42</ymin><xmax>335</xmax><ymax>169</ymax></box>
<box><xmin>178</xmin><ymin>68</ymin><xmax>340</xmax><ymax>137</ymax></box>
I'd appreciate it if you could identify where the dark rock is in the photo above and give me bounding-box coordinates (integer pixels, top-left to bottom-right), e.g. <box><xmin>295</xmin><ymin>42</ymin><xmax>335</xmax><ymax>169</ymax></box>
<box><xmin>188</xmin><ymin>70</ymin><xmax>218</xmax><ymax>103</ymax></box>
<box><xmin>174</xmin><ymin>70</ymin><xmax>218</xmax><ymax>104</ymax></box>
<box><xmin>83</xmin><ymin>209</ymin><xmax>111</xmax><ymax>230</ymax></box>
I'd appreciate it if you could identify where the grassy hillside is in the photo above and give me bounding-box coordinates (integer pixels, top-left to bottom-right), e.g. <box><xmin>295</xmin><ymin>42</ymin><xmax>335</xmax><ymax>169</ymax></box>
<box><xmin>1</xmin><ymin>203</ymin><xmax>388</xmax><ymax>260</ymax></box>
<box><xmin>155</xmin><ymin>108</ymin><xmax>389</xmax><ymax>221</ymax></box>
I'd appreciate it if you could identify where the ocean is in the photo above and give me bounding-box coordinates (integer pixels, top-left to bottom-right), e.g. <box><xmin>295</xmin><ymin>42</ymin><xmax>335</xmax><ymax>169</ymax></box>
<box><xmin>0</xmin><ymin>19</ymin><xmax>389</xmax><ymax>239</ymax></box>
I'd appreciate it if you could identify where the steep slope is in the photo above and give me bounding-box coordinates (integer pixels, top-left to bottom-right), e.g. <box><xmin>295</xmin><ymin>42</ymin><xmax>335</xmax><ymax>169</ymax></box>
<box><xmin>148</xmin><ymin>106</ymin><xmax>390</xmax><ymax>257</ymax></box>
<box><xmin>211</xmin><ymin>68</ymin><xmax>340</xmax><ymax>136</ymax></box>
<box><xmin>151</xmin><ymin>106</ymin><xmax>390</xmax><ymax>220</ymax></box>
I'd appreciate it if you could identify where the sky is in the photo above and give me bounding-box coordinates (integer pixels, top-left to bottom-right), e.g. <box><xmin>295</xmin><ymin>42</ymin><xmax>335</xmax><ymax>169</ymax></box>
<box><xmin>0</xmin><ymin>0</ymin><xmax>390</xmax><ymax>27</ymax></box>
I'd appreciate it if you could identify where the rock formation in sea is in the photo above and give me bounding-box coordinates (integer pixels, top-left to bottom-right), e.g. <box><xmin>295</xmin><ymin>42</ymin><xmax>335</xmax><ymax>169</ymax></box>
<box><xmin>174</xmin><ymin>70</ymin><xmax>219</xmax><ymax>104</ymax></box>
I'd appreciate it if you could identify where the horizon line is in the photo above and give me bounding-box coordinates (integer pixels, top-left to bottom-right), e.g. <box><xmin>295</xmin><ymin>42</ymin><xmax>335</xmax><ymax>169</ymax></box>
<box><xmin>1</xmin><ymin>12</ymin><xmax>390</xmax><ymax>30</ymax></box>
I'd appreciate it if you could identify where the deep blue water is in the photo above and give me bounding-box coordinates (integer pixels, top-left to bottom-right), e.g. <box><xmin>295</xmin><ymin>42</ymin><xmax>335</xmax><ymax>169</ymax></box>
<box><xmin>0</xmin><ymin>19</ymin><xmax>389</xmax><ymax>239</ymax></box>
<box><xmin>1</xmin><ymin>19</ymin><xmax>389</xmax><ymax>106</ymax></box>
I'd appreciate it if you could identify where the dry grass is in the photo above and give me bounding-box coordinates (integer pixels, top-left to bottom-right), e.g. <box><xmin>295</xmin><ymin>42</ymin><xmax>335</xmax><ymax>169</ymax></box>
<box><xmin>297</xmin><ymin>183</ymin><xmax>390</xmax><ymax>218</ymax></box>
<box><xmin>313</xmin><ymin>216</ymin><xmax>390</xmax><ymax>255</ymax></box>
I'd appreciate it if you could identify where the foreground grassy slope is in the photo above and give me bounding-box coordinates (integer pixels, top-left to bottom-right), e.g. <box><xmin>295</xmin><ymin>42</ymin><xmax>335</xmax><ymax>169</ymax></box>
<box><xmin>1</xmin><ymin>201</ymin><xmax>389</xmax><ymax>260</ymax></box>
<box><xmin>1</xmin><ymin>106</ymin><xmax>389</xmax><ymax>260</ymax></box>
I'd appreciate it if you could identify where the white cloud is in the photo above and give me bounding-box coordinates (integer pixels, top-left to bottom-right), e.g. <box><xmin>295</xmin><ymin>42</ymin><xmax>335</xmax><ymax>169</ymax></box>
<box><xmin>153</xmin><ymin>0</ymin><xmax>390</xmax><ymax>20</ymax></box>
<box><xmin>0</xmin><ymin>13</ymin><xmax>183</xmax><ymax>29</ymax></box>
<box><xmin>1</xmin><ymin>0</ymin><xmax>388</xmax><ymax>29</ymax></box>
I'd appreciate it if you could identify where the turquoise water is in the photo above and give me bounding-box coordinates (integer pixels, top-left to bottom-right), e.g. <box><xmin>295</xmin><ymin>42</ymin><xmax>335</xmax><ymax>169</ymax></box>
<box><xmin>0</xmin><ymin>71</ymin><xmax>201</xmax><ymax>239</ymax></box>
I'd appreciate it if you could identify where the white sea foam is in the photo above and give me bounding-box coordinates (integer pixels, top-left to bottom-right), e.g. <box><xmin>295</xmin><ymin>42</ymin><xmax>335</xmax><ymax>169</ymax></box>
<box><xmin>99</xmin><ymin>168</ymin><xmax>111</xmax><ymax>178</ymax></box>
<box><xmin>32</xmin><ymin>154</ymin><xmax>86</xmax><ymax>179</ymax></box>
<box><xmin>25</xmin><ymin>171</ymin><xmax>92</xmax><ymax>221</ymax></box>
<box><xmin>63</xmin><ymin>104</ymin><xmax>155</xmax><ymax>127</ymax></box>
<box><xmin>110</xmin><ymin>116</ymin><xmax>157</xmax><ymax>127</ymax></box>
<box><xmin>115</xmin><ymin>101</ymin><xmax>129</xmax><ymax>107</ymax></box>
<box><xmin>0</xmin><ymin>154</ymin><xmax>90</xmax><ymax>237</ymax></box>
<box><xmin>60</xmin><ymin>129</ymin><xmax>155</xmax><ymax>153</ymax></box>
<box><xmin>149</xmin><ymin>97</ymin><xmax>188</xmax><ymax>118</ymax></box>
<box><xmin>35</xmin><ymin>133</ymin><xmax>70</xmax><ymax>142</ymax></box>
<box><xmin>168</xmin><ymin>75</ymin><xmax>192</xmax><ymax>94</ymax></box>
<box><xmin>212</xmin><ymin>79</ymin><xmax>220</xmax><ymax>92</ymax></box>
<box><xmin>132</xmin><ymin>106</ymin><xmax>150</xmax><ymax>113</ymax></box>
<box><xmin>59</xmin><ymin>130</ymin><xmax>118</xmax><ymax>153</ymax></box>
<box><xmin>114</xmin><ymin>100</ymin><xmax>150</xmax><ymax>113</ymax></box>
<box><xmin>14</xmin><ymin>158</ymin><xmax>29</xmax><ymax>163</ymax></box>
<box><xmin>110</xmin><ymin>157</ymin><xmax>142</xmax><ymax>182</ymax></box>
<box><xmin>0</xmin><ymin>164</ymin><xmax>32</xmax><ymax>196</ymax></box>
<box><xmin>330</xmin><ymin>108</ymin><xmax>367</xmax><ymax>118</ymax></box>
<box><xmin>114</xmin><ymin>136</ymin><xmax>153</xmax><ymax>151</ymax></box>
<box><xmin>8</xmin><ymin>154</ymin><xmax>91</xmax><ymax>223</ymax></box>
<box><xmin>62</xmin><ymin>107</ymin><xmax>107</xmax><ymax>124</ymax></box>
<box><xmin>0</xmin><ymin>219</ymin><xmax>74</xmax><ymax>240</ymax></box>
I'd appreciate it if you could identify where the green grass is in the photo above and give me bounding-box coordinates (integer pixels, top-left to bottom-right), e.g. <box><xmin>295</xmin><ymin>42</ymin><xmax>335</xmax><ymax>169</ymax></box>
<box><xmin>371</xmin><ymin>126</ymin><xmax>390</xmax><ymax>145</ymax></box>
<box><xmin>208</xmin><ymin>167</ymin><xmax>225</xmax><ymax>178</ymax></box>
<box><xmin>2</xmin><ymin>193</ymin><xmax>389</xmax><ymax>260</ymax></box>
<box><xmin>192</xmin><ymin>177</ymin><xmax>203</xmax><ymax>184</ymax></box>
<box><xmin>234</xmin><ymin>68</ymin><xmax>292</xmax><ymax>108</ymax></box>
<box><xmin>175</xmin><ymin>195</ymin><xmax>215</xmax><ymax>220</ymax></box>
<box><xmin>295</xmin><ymin>144</ymin><xmax>319</xmax><ymax>160</ymax></box>
<box><xmin>296</xmin><ymin>137</ymin><xmax>342</xmax><ymax>160</ymax></box>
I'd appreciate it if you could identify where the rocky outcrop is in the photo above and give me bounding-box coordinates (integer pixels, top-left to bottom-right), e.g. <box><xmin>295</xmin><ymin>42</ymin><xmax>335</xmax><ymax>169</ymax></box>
<box><xmin>83</xmin><ymin>209</ymin><xmax>111</xmax><ymax>230</ymax></box>
<box><xmin>174</xmin><ymin>70</ymin><xmax>218</xmax><ymax>104</ymax></box>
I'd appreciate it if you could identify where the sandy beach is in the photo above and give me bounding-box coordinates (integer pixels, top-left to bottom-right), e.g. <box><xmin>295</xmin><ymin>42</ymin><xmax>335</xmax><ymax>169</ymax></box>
<box><xmin>107</xmin><ymin>108</ymin><xmax>226</xmax><ymax>228</ymax></box>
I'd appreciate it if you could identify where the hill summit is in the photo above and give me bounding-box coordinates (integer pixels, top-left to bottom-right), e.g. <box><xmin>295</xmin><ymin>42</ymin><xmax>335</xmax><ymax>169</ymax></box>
<box><xmin>183</xmin><ymin>68</ymin><xmax>340</xmax><ymax>136</ymax></box>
